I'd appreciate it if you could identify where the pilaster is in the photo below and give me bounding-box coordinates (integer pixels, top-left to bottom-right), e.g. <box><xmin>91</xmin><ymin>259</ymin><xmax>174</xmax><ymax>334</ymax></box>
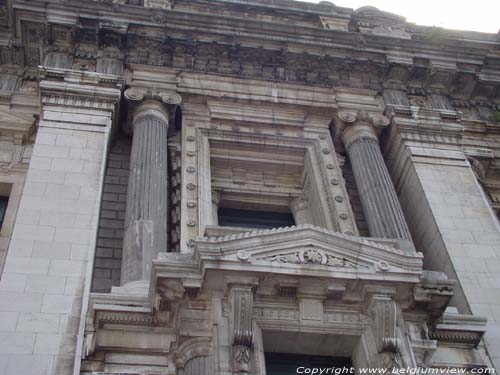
<box><xmin>384</xmin><ymin>107</ymin><xmax>500</xmax><ymax>370</ymax></box>
<box><xmin>0</xmin><ymin>68</ymin><xmax>122</xmax><ymax>375</ymax></box>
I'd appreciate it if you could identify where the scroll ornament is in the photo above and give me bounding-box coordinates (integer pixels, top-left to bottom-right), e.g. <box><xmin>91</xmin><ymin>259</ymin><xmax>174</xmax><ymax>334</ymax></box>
<box><xmin>369</xmin><ymin>295</ymin><xmax>404</xmax><ymax>370</ymax></box>
<box><xmin>124</xmin><ymin>88</ymin><xmax>182</xmax><ymax>105</ymax></box>
<box><xmin>231</xmin><ymin>287</ymin><xmax>254</xmax><ymax>373</ymax></box>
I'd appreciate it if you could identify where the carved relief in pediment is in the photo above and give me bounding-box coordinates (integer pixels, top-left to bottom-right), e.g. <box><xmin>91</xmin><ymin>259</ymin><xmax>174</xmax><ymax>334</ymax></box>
<box><xmin>256</xmin><ymin>247</ymin><xmax>369</xmax><ymax>270</ymax></box>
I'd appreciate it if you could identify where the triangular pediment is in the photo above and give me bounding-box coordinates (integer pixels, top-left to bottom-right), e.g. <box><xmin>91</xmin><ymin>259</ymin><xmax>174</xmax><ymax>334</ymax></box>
<box><xmin>196</xmin><ymin>225</ymin><xmax>423</xmax><ymax>278</ymax></box>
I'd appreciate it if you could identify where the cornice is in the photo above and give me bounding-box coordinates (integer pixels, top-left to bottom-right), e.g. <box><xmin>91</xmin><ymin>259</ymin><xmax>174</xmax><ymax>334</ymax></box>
<box><xmin>387</xmin><ymin>106</ymin><xmax>465</xmax><ymax>143</ymax></box>
<box><xmin>431</xmin><ymin>313</ymin><xmax>487</xmax><ymax>347</ymax></box>
<box><xmin>39</xmin><ymin>67</ymin><xmax>124</xmax><ymax>111</ymax></box>
<box><xmin>152</xmin><ymin>224</ymin><xmax>425</xmax><ymax>285</ymax></box>
<box><xmin>10</xmin><ymin>0</ymin><xmax>500</xmax><ymax>98</ymax></box>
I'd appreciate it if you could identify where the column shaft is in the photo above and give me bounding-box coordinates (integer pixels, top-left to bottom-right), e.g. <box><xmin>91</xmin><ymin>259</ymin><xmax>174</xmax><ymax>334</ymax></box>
<box><xmin>122</xmin><ymin>105</ymin><xmax>169</xmax><ymax>285</ymax></box>
<box><xmin>346</xmin><ymin>136</ymin><xmax>412</xmax><ymax>242</ymax></box>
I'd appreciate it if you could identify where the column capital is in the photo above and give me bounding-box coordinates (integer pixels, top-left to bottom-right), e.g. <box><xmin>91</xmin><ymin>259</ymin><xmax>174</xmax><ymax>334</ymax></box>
<box><xmin>133</xmin><ymin>99</ymin><xmax>171</xmax><ymax>124</ymax></box>
<box><xmin>336</xmin><ymin>109</ymin><xmax>390</xmax><ymax>150</ymax></box>
<box><xmin>124</xmin><ymin>87</ymin><xmax>182</xmax><ymax>106</ymax></box>
<box><xmin>123</xmin><ymin>87</ymin><xmax>182</xmax><ymax>133</ymax></box>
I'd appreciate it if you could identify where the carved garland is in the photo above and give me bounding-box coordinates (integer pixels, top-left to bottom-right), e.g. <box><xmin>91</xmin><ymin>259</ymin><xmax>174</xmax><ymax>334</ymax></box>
<box><xmin>256</xmin><ymin>248</ymin><xmax>368</xmax><ymax>270</ymax></box>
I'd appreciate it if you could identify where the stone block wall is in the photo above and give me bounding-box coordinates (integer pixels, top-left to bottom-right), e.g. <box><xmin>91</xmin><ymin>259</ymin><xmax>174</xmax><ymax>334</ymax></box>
<box><xmin>91</xmin><ymin>136</ymin><xmax>130</xmax><ymax>293</ymax></box>
<box><xmin>385</xmin><ymin>130</ymin><xmax>500</xmax><ymax>369</ymax></box>
<box><xmin>0</xmin><ymin>112</ymin><xmax>112</xmax><ymax>375</ymax></box>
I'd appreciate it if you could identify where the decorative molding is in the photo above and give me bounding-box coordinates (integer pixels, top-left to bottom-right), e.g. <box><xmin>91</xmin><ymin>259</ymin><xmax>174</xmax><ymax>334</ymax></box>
<box><xmin>338</xmin><ymin>109</ymin><xmax>390</xmax><ymax>128</ymax></box>
<box><xmin>124</xmin><ymin>88</ymin><xmax>182</xmax><ymax>105</ymax></box>
<box><xmin>175</xmin><ymin>337</ymin><xmax>212</xmax><ymax>369</ymax></box>
<box><xmin>38</xmin><ymin>70</ymin><xmax>123</xmax><ymax>114</ymax></box>
<box><xmin>145</xmin><ymin>0</ymin><xmax>174</xmax><ymax>10</ymax></box>
<box><xmin>335</xmin><ymin>108</ymin><xmax>390</xmax><ymax>151</ymax></box>
<box><xmin>41</xmin><ymin>94</ymin><xmax>117</xmax><ymax>111</ymax></box>
<box><xmin>96</xmin><ymin>311</ymin><xmax>154</xmax><ymax>328</ymax></box>
<box><xmin>256</xmin><ymin>247</ymin><xmax>367</xmax><ymax>270</ymax></box>
<box><xmin>431</xmin><ymin>313</ymin><xmax>487</xmax><ymax>347</ymax></box>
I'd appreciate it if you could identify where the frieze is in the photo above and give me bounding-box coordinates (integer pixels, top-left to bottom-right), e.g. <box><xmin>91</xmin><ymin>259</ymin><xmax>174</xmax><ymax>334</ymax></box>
<box><xmin>252</xmin><ymin>306</ymin><xmax>366</xmax><ymax>325</ymax></box>
<box><xmin>96</xmin><ymin>311</ymin><xmax>154</xmax><ymax>328</ymax></box>
<box><xmin>253</xmin><ymin>307</ymin><xmax>299</xmax><ymax>321</ymax></box>
<box><xmin>255</xmin><ymin>248</ymin><xmax>369</xmax><ymax>270</ymax></box>
<box><xmin>323</xmin><ymin>311</ymin><xmax>365</xmax><ymax>324</ymax></box>
<box><xmin>125</xmin><ymin>38</ymin><xmax>385</xmax><ymax>90</ymax></box>
<box><xmin>41</xmin><ymin>94</ymin><xmax>117</xmax><ymax>110</ymax></box>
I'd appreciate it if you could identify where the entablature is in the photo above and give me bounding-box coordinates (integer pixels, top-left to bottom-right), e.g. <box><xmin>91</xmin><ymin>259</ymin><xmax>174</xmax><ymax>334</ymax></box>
<box><xmin>6</xmin><ymin>0</ymin><xmax>500</xmax><ymax>104</ymax></box>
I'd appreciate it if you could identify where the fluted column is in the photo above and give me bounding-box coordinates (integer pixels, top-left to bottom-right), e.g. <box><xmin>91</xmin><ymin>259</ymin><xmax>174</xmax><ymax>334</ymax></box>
<box><xmin>121</xmin><ymin>99</ymin><xmax>170</xmax><ymax>285</ymax></box>
<box><xmin>339</xmin><ymin>110</ymin><xmax>413</xmax><ymax>250</ymax></box>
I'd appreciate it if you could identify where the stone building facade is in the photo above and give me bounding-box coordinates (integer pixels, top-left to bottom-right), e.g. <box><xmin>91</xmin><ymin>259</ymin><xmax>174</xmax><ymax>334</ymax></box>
<box><xmin>0</xmin><ymin>0</ymin><xmax>499</xmax><ymax>374</ymax></box>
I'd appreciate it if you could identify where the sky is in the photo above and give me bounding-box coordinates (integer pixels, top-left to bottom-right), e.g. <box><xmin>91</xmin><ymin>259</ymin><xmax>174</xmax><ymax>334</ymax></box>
<box><xmin>299</xmin><ymin>0</ymin><xmax>500</xmax><ymax>33</ymax></box>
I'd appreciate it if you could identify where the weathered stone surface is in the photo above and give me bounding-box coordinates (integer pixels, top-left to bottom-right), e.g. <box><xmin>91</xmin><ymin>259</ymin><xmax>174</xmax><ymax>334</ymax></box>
<box><xmin>0</xmin><ymin>0</ymin><xmax>499</xmax><ymax>374</ymax></box>
<box><xmin>338</xmin><ymin>114</ymin><xmax>414</xmax><ymax>252</ymax></box>
<box><xmin>121</xmin><ymin>100</ymin><xmax>170</xmax><ymax>285</ymax></box>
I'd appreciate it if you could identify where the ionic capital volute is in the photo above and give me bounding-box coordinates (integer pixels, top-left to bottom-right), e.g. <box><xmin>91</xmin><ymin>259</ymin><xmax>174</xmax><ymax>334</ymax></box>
<box><xmin>335</xmin><ymin>109</ymin><xmax>390</xmax><ymax>150</ymax></box>
<box><xmin>123</xmin><ymin>87</ymin><xmax>182</xmax><ymax>134</ymax></box>
<box><xmin>124</xmin><ymin>87</ymin><xmax>182</xmax><ymax>106</ymax></box>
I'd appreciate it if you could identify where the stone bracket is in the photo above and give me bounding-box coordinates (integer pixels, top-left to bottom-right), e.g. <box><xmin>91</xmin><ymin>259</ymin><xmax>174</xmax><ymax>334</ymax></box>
<box><xmin>226</xmin><ymin>276</ymin><xmax>258</xmax><ymax>374</ymax></box>
<box><xmin>368</xmin><ymin>294</ymin><xmax>400</xmax><ymax>353</ymax></box>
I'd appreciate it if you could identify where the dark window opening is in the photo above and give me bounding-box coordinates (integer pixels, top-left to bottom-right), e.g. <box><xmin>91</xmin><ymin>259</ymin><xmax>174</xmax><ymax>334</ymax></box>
<box><xmin>265</xmin><ymin>352</ymin><xmax>352</xmax><ymax>375</ymax></box>
<box><xmin>218</xmin><ymin>208</ymin><xmax>295</xmax><ymax>229</ymax></box>
<box><xmin>0</xmin><ymin>196</ymin><xmax>8</xmax><ymax>228</ymax></box>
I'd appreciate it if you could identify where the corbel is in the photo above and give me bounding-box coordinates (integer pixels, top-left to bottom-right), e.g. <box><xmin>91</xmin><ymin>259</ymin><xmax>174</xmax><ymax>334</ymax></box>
<box><xmin>369</xmin><ymin>294</ymin><xmax>400</xmax><ymax>354</ymax></box>
<box><xmin>226</xmin><ymin>276</ymin><xmax>259</xmax><ymax>374</ymax></box>
<box><xmin>366</xmin><ymin>293</ymin><xmax>420</xmax><ymax>369</ymax></box>
<box><xmin>154</xmin><ymin>277</ymin><xmax>185</xmax><ymax>327</ymax></box>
